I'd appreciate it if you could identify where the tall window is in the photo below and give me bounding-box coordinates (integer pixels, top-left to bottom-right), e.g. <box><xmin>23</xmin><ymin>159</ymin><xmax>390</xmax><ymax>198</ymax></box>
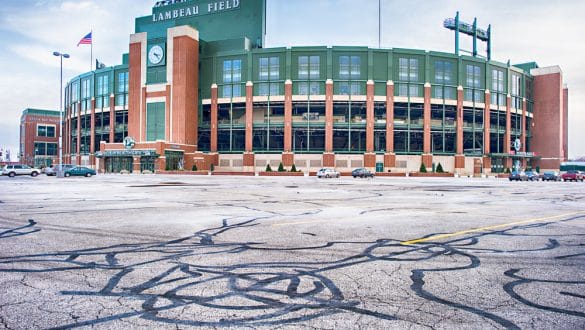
<box><xmin>491</xmin><ymin>69</ymin><xmax>505</xmax><ymax>106</ymax></box>
<box><xmin>298</xmin><ymin>56</ymin><xmax>320</xmax><ymax>95</ymax></box>
<box><xmin>464</xmin><ymin>64</ymin><xmax>482</xmax><ymax>101</ymax></box>
<box><xmin>223</xmin><ymin>59</ymin><xmax>242</xmax><ymax>98</ymax></box>
<box><xmin>96</xmin><ymin>75</ymin><xmax>109</xmax><ymax>108</ymax></box>
<box><xmin>339</xmin><ymin>55</ymin><xmax>361</xmax><ymax>95</ymax></box>
<box><xmin>398</xmin><ymin>58</ymin><xmax>419</xmax><ymax>97</ymax></box>
<box><xmin>116</xmin><ymin>72</ymin><xmax>129</xmax><ymax>106</ymax></box>
<box><xmin>511</xmin><ymin>73</ymin><xmax>521</xmax><ymax>109</ymax></box>
<box><xmin>433</xmin><ymin>60</ymin><xmax>454</xmax><ymax>99</ymax></box>
<box><xmin>37</xmin><ymin>125</ymin><xmax>56</xmax><ymax>137</ymax></box>
<box><xmin>81</xmin><ymin>79</ymin><xmax>91</xmax><ymax>110</ymax></box>
<box><xmin>258</xmin><ymin>57</ymin><xmax>280</xmax><ymax>96</ymax></box>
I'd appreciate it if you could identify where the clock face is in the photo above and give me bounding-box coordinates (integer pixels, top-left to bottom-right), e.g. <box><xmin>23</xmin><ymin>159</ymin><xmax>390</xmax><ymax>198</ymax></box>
<box><xmin>148</xmin><ymin>45</ymin><xmax>164</xmax><ymax>65</ymax></box>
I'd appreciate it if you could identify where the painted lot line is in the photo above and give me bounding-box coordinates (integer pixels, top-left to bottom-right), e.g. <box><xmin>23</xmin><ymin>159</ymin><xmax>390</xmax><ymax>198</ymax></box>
<box><xmin>401</xmin><ymin>210</ymin><xmax>585</xmax><ymax>245</ymax></box>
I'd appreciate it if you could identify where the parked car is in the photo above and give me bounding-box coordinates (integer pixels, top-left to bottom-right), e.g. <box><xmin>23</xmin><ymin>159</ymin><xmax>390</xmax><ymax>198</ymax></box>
<box><xmin>45</xmin><ymin>164</ymin><xmax>75</xmax><ymax>176</ymax></box>
<box><xmin>351</xmin><ymin>168</ymin><xmax>374</xmax><ymax>178</ymax></box>
<box><xmin>542</xmin><ymin>171</ymin><xmax>561</xmax><ymax>181</ymax></box>
<box><xmin>508</xmin><ymin>171</ymin><xmax>527</xmax><ymax>181</ymax></box>
<box><xmin>561</xmin><ymin>170</ymin><xmax>584</xmax><ymax>182</ymax></box>
<box><xmin>1</xmin><ymin>164</ymin><xmax>41</xmax><ymax>177</ymax></box>
<box><xmin>64</xmin><ymin>166</ymin><xmax>96</xmax><ymax>177</ymax></box>
<box><xmin>316</xmin><ymin>168</ymin><xmax>340</xmax><ymax>178</ymax></box>
<box><xmin>525</xmin><ymin>170</ymin><xmax>541</xmax><ymax>181</ymax></box>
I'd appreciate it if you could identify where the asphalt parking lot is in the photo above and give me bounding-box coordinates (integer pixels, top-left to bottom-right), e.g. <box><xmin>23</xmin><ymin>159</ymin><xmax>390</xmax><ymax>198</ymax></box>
<box><xmin>1</xmin><ymin>174</ymin><xmax>584</xmax><ymax>329</ymax></box>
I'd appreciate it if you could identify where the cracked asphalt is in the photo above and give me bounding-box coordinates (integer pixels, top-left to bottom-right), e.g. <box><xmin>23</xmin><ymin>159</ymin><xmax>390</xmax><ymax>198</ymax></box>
<box><xmin>0</xmin><ymin>174</ymin><xmax>584</xmax><ymax>329</ymax></box>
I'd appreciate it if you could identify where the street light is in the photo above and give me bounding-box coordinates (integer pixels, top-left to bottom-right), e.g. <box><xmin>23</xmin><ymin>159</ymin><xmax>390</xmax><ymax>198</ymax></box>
<box><xmin>53</xmin><ymin>51</ymin><xmax>69</xmax><ymax>178</ymax></box>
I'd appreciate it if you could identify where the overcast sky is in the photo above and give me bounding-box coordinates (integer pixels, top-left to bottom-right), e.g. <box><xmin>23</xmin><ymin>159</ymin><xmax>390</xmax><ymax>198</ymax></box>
<box><xmin>1</xmin><ymin>0</ymin><xmax>583</xmax><ymax>159</ymax></box>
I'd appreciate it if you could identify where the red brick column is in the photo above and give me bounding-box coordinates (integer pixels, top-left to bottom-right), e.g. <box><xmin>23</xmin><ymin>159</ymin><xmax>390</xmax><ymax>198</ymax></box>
<box><xmin>109</xmin><ymin>95</ymin><xmax>115</xmax><ymax>144</ymax></box>
<box><xmin>483</xmin><ymin>90</ymin><xmax>491</xmax><ymax>172</ymax></box>
<box><xmin>128</xmin><ymin>36</ymin><xmax>143</xmax><ymax>142</ymax></box>
<box><xmin>455</xmin><ymin>86</ymin><xmax>465</xmax><ymax>170</ymax></box>
<box><xmin>323</xmin><ymin>79</ymin><xmax>335</xmax><ymax>167</ymax></box>
<box><xmin>521</xmin><ymin>98</ymin><xmax>526</xmax><ymax>152</ymax></box>
<box><xmin>384</xmin><ymin>81</ymin><xmax>395</xmax><ymax>168</ymax></box>
<box><xmin>90</xmin><ymin>99</ymin><xmax>96</xmax><ymax>166</ymax></box>
<box><xmin>364</xmin><ymin>80</ymin><xmax>376</xmax><ymax>168</ymax></box>
<box><xmin>505</xmin><ymin>94</ymin><xmax>512</xmax><ymax>169</ymax></box>
<box><xmin>171</xmin><ymin>32</ymin><xmax>199</xmax><ymax>146</ymax></box>
<box><xmin>243</xmin><ymin>81</ymin><xmax>255</xmax><ymax>167</ymax></box>
<box><xmin>141</xmin><ymin>87</ymin><xmax>147</xmax><ymax>142</ymax></box>
<box><xmin>282</xmin><ymin>80</ymin><xmax>294</xmax><ymax>166</ymax></box>
<box><xmin>64</xmin><ymin>106</ymin><xmax>69</xmax><ymax>158</ymax></box>
<box><xmin>76</xmin><ymin>102</ymin><xmax>81</xmax><ymax>165</ymax></box>
<box><xmin>210</xmin><ymin>84</ymin><xmax>218</xmax><ymax>152</ymax></box>
<box><xmin>521</xmin><ymin>97</ymin><xmax>527</xmax><ymax>168</ymax></box>
<box><xmin>421</xmin><ymin>82</ymin><xmax>432</xmax><ymax>169</ymax></box>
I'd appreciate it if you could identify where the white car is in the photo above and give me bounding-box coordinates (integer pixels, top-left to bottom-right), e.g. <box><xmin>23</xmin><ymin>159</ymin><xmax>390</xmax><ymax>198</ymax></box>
<box><xmin>316</xmin><ymin>168</ymin><xmax>340</xmax><ymax>178</ymax></box>
<box><xmin>1</xmin><ymin>164</ymin><xmax>41</xmax><ymax>177</ymax></box>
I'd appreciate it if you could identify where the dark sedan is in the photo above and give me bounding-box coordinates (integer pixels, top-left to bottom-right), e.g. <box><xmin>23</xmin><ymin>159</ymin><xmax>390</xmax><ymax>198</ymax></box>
<box><xmin>542</xmin><ymin>171</ymin><xmax>561</xmax><ymax>181</ymax></box>
<box><xmin>352</xmin><ymin>168</ymin><xmax>374</xmax><ymax>178</ymax></box>
<box><xmin>64</xmin><ymin>166</ymin><xmax>96</xmax><ymax>177</ymax></box>
<box><xmin>508</xmin><ymin>171</ymin><xmax>527</xmax><ymax>181</ymax></box>
<box><xmin>525</xmin><ymin>170</ymin><xmax>541</xmax><ymax>181</ymax></box>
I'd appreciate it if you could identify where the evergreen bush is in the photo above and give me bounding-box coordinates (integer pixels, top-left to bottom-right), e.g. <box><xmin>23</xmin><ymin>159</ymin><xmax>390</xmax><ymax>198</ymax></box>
<box><xmin>291</xmin><ymin>164</ymin><xmax>297</xmax><ymax>172</ymax></box>
<box><xmin>266</xmin><ymin>164</ymin><xmax>272</xmax><ymax>172</ymax></box>
<box><xmin>192</xmin><ymin>165</ymin><xmax>197</xmax><ymax>171</ymax></box>
<box><xmin>278</xmin><ymin>162</ymin><xmax>285</xmax><ymax>172</ymax></box>
<box><xmin>436</xmin><ymin>163</ymin><xmax>444</xmax><ymax>173</ymax></box>
<box><xmin>419</xmin><ymin>163</ymin><xmax>428</xmax><ymax>173</ymax></box>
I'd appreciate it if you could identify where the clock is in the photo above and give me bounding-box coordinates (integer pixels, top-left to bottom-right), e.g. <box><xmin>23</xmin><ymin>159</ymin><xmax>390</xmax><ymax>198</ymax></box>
<box><xmin>148</xmin><ymin>44</ymin><xmax>164</xmax><ymax>66</ymax></box>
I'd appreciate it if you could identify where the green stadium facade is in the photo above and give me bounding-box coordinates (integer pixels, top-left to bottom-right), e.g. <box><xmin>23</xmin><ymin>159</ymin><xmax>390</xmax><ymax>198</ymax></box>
<box><xmin>61</xmin><ymin>0</ymin><xmax>568</xmax><ymax>174</ymax></box>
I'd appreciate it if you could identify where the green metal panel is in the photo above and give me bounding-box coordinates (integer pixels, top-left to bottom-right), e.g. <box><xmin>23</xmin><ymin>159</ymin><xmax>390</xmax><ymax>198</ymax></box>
<box><xmin>137</xmin><ymin>0</ymin><xmax>266</xmax><ymax>49</ymax></box>
<box><xmin>146</xmin><ymin>102</ymin><xmax>165</xmax><ymax>141</ymax></box>
<box><xmin>367</xmin><ymin>50</ymin><xmax>373</xmax><ymax>80</ymax></box>
<box><xmin>285</xmin><ymin>48</ymin><xmax>292</xmax><ymax>80</ymax></box>
<box><xmin>372</xmin><ymin>50</ymin><xmax>388</xmax><ymax>81</ymax></box>
<box><xmin>22</xmin><ymin>109</ymin><xmax>59</xmax><ymax>117</ymax></box>
<box><xmin>200</xmin><ymin>57</ymin><xmax>214</xmax><ymax>99</ymax></box>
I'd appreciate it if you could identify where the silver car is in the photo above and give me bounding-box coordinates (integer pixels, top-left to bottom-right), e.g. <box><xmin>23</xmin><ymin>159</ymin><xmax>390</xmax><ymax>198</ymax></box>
<box><xmin>1</xmin><ymin>164</ymin><xmax>41</xmax><ymax>177</ymax></box>
<box><xmin>316</xmin><ymin>168</ymin><xmax>340</xmax><ymax>178</ymax></box>
<box><xmin>45</xmin><ymin>164</ymin><xmax>75</xmax><ymax>176</ymax></box>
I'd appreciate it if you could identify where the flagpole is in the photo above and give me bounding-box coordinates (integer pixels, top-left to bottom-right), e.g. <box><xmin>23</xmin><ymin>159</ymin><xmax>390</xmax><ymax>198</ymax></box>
<box><xmin>90</xmin><ymin>30</ymin><xmax>93</xmax><ymax>71</ymax></box>
<box><xmin>378</xmin><ymin>0</ymin><xmax>381</xmax><ymax>49</ymax></box>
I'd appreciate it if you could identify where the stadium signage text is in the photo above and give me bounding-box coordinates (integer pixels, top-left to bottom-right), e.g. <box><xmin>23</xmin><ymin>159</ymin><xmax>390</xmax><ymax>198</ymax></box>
<box><xmin>152</xmin><ymin>0</ymin><xmax>240</xmax><ymax>22</ymax></box>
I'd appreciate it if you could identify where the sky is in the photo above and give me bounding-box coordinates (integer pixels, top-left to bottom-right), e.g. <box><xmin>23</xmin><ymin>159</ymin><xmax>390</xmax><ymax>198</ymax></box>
<box><xmin>0</xmin><ymin>0</ymin><xmax>583</xmax><ymax>160</ymax></box>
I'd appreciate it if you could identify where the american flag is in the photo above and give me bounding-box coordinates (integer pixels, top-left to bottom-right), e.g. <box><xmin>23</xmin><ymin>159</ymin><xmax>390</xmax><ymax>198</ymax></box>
<box><xmin>77</xmin><ymin>32</ymin><xmax>92</xmax><ymax>46</ymax></box>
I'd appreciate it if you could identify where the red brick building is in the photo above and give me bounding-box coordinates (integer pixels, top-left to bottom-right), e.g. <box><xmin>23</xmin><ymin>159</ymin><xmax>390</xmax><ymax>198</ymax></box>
<box><xmin>19</xmin><ymin>108</ymin><xmax>60</xmax><ymax>168</ymax></box>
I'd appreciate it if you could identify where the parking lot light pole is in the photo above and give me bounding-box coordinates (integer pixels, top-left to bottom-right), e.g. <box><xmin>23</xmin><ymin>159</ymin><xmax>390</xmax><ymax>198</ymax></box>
<box><xmin>53</xmin><ymin>51</ymin><xmax>69</xmax><ymax>178</ymax></box>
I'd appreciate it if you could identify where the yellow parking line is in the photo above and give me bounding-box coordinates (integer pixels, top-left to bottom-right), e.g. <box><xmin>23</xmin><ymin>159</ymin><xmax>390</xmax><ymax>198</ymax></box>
<box><xmin>401</xmin><ymin>210</ymin><xmax>585</xmax><ymax>245</ymax></box>
<box><xmin>272</xmin><ymin>220</ymin><xmax>327</xmax><ymax>227</ymax></box>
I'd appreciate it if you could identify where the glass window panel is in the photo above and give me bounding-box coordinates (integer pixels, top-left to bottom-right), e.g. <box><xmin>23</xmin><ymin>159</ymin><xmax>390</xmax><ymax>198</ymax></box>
<box><xmin>310</xmin><ymin>82</ymin><xmax>320</xmax><ymax>95</ymax></box>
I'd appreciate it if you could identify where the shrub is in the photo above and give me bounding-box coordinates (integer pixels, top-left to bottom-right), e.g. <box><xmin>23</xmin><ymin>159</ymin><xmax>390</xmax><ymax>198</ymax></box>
<box><xmin>278</xmin><ymin>162</ymin><xmax>285</xmax><ymax>172</ymax></box>
<box><xmin>192</xmin><ymin>164</ymin><xmax>197</xmax><ymax>171</ymax></box>
<box><xmin>265</xmin><ymin>164</ymin><xmax>272</xmax><ymax>172</ymax></box>
<box><xmin>436</xmin><ymin>163</ymin><xmax>444</xmax><ymax>173</ymax></box>
<box><xmin>505</xmin><ymin>167</ymin><xmax>511</xmax><ymax>174</ymax></box>
<box><xmin>210</xmin><ymin>163</ymin><xmax>214</xmax><ymax>172</ymax></box>
<box><xmin>419</xmin><ymin>163</ymin><xmax>428</xmax><ymax>173</ymax></box>
<box><xmin>291</xmin><ymin>164</ymin><xmax>297</xmax><ymax>172</ymax></box>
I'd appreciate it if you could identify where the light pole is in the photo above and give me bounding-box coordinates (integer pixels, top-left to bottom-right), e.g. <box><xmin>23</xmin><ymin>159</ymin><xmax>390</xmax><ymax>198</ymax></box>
<box><xmin>53</xmin><ymin>51</ymin><xmax>69</xmax><ymax>177</ymax></box>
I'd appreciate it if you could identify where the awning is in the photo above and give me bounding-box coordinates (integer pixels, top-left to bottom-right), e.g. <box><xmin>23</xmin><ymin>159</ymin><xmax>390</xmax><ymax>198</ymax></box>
<box><xmin>96</xmin><ymin>150</ymin><xmax>159</xmax><ymax>158</ymax></box>
<box><xmin>488</xmin><ymin>153</ymin><xmax>541</xmax><ymax>159</ymax></box>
